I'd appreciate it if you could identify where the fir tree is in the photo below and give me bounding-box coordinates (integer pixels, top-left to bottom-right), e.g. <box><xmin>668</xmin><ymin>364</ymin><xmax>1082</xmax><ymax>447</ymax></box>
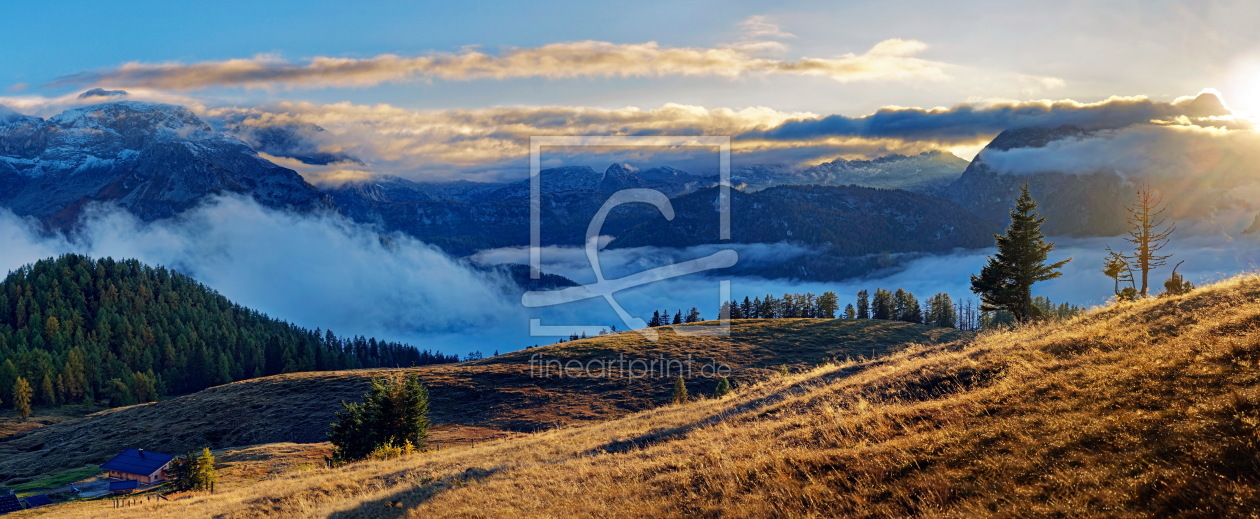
<box><xmin>970</xmin><ymin>185</ymin><xmax>1071</xmax><ymax>322</ymax></box>
<box><xmin>856</xmin><ymin>290</ymin><xmax>870</xmax><ymax>319</ymax></box>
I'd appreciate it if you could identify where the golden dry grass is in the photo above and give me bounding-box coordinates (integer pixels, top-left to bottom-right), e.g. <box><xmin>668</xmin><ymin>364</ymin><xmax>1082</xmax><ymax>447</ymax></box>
<box><xmin>0</xmin><ymin>318</ymin><xmax>955</xmax><ymax>488</ymax></box>
<box><xmin>19</xmin><ymin>276</ymin><xmax>1260</xmax><ymax>517</ymax></box>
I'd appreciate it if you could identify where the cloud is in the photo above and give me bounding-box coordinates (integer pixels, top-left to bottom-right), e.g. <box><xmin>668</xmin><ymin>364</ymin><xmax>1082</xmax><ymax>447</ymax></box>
<box><xmin>204</xmin><ymin>101</ymin><xmax>822</xmax><ymax>182</ymax></box>
<box><xmin>979</xmin><ymin>123</ymin><xmax>1260</xmax><ymax>178</ymax></box>
<box><xmin>0</xmin><ymin>195</ymin><xmax>526</xmax><ymax>353</ymax></box>
<box><xmin>740</xmin><ymin>15</ymin><xmax>796</xmax><ymax>40</ymax></box>
<box><xmin>747</xmin><ymin>92</ymin><xmax>1237</xmax><ymax>144</ymax></box>
<box><xmin>47</xmin><ymin>39</ymin><xmax>952</xmax><ymax>91</ymax></box>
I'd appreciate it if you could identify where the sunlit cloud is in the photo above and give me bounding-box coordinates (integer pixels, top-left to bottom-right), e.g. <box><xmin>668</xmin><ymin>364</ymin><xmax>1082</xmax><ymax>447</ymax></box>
<box><xmin>47</xmin><ymin>38</ymin><xmax>953</xmax><ymax>91</ymax></box>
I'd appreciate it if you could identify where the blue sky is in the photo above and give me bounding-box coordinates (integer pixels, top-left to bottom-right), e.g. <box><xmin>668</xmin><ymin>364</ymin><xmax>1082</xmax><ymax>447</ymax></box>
<box><xmin>3</xmin><ymin>0</ymin><xmax>1260</xmax><ymax>181</ymax></box>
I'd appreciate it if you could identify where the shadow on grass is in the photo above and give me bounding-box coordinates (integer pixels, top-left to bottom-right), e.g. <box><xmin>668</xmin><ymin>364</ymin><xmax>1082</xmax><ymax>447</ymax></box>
<box><xmin>328</xmin><ymin>465</ymin><xmax>502</xmax><ymax>518</ymax></box>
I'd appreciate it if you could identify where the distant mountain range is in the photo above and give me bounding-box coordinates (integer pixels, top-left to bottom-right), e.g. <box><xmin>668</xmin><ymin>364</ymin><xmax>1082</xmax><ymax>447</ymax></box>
<box><xmin>0</xmin><ymin>101</ymin><xmax>328</xmax><ymax>227</ymax></box>
<box><xmin>1</xmin><ymin>93</ymin><xmax>1253</xmax><ymax>281</ymax></box>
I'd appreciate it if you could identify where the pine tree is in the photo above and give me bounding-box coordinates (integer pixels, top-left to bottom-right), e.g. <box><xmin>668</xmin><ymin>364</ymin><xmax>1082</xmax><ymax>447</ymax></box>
<box><xmin>672</xmin><ymin>375</ymin><xmax>688</xmax><ymax>404</ymax></box>
<box><xmin>672</xmin><ymin>311</ymin><xmax>683</xmax><ymax>325</ymax></box>
<box><xmin>714</xmin><ymin>377</ymin><xmax>732</xmax><ymax>398</ymax></box>
<box><xmin>843</xmin><ymin>304</ymin><xmax>856</xmax><ymax>319</ymax></box>
<box><xmin>1123</xmin><ymin>185</ymin><xmax>1175</xmax><ymax>297</ymax></box>
<box><xmin>970</xmin><ymin>185</ymin><xmax>1071</xmax><ymax>322</ymax></box>
<box><xmin>13</xmin><ymin>377</ymin><xmax>32</xmax><ymax>420</ymax></box>
<box><xmin>856</xmin><ymin>290</ymin><xmax>870</xmax><ymax>319</ymax></box>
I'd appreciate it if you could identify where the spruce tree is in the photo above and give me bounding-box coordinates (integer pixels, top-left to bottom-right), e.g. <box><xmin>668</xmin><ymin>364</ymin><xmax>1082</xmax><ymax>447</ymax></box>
<box><xmin>970</xmin><ymin>184</ymin><xmax>1071</xmax><ymax>322</ymax></box>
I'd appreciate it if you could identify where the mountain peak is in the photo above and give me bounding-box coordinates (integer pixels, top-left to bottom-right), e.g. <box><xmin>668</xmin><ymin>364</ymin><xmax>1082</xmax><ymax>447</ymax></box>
<box><xmin>604</xmin><ymin>163</ymin><xmax>632</xmax><ymax>177</ymax></box>
<box><xmin>1181</xmin><ymin>90</ymin><xmax>1229</xmax><ymax>117</ymax></box>
<box><xmin>77</xmin><ymin>88</ymin><xmax>129</xmax><ymax>99</ymax></box>
<box><xmin>50</xmin><ymin>101</ymin><xmax>213</xmax><ymax>135</ymax></box>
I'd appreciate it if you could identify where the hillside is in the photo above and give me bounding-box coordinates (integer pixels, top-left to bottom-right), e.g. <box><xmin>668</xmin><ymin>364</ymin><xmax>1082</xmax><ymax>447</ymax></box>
<box><xmin>0</xmin><ymin>318</ymin><xmax>965</xmax><ymax>488</ymax></box>
<box><xmin>23</xmin><ymin>275</ymin><xmax>1260</xmax><ymax>518</ymax></box>
<box><xmin>0</xmin><ymin>254</ymin><xmax>456</xmax><ymax>411</ymax></box>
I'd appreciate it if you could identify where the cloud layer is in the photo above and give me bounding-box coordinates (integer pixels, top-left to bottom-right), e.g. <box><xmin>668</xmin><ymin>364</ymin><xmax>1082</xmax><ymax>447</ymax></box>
<box><xmin>747</xmin><ymin>92</ymin><xmax>1236</xmax><ymax>143</ymax></box>
<box><xmin>48</xmin><ymin>39</ymin><xmax>951</xmax><ymax>91</ymax></box>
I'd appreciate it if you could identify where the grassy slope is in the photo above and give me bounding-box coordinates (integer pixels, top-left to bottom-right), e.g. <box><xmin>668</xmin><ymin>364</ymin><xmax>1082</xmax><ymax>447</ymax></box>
<box><xmin>0</xmin><ymin>318</ymin><xmax>961</xmax><ymax>488</ymax></box>
<box><xmin>24</xmin><ymin>275</ymin><xmax>1260</xmax><ymax>518</ymax></box>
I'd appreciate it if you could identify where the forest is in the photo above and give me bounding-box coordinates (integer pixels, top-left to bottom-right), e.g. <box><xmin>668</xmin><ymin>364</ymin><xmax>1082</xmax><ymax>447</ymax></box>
<box><xmin>0</xmin><ymin>254</ymin><xmax>458</xmax><ymax>409</ymax></box>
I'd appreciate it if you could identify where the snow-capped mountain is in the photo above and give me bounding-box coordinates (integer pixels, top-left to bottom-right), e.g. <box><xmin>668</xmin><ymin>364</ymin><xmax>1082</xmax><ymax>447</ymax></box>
<box><xmin>0</xmin><ymin>100</ymin><xmax>329</xmax><ymax>226</ymax></box>
<box><xmin>733</xmin><ymin>151</ymin><xmax>969</xmax><ymax>195</ymax></box>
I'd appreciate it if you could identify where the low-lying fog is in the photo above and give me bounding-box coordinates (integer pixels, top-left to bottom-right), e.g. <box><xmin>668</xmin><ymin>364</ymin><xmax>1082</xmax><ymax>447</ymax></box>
<box><xmin>2</xmin><ymin>195</ymin><xmax>1257</xmax><ymax>356</ymax></box>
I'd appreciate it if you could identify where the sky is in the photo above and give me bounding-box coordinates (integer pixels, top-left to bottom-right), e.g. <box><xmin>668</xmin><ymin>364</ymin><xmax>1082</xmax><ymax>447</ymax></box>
<box><xmin>4</xmin><ymin>0</ymin><xmax>1260</xmax><ymax>183</ymax></box>
<box><xmin>1</xmin><ymin>2</ymin><xmax>1260</xmax><ymax>352</ymax></box>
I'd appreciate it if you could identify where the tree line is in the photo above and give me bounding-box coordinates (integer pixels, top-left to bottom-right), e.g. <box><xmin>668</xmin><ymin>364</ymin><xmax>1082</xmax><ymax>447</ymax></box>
<box><xmin>714</xmin><ymin>287</ymin><xmax>1080</xmax><ymax>332</ymax></box>
<box><xmin>0</xmin><ymin>254</ymin><xmax>458</xmax><ymax>413</ymax></box>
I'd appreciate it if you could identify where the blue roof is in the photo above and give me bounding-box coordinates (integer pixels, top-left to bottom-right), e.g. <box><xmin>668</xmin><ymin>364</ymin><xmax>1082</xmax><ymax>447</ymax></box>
<box><xmin>0</xmin><ymin>490</ymin><xmax>20</xmax><ymax>514</ymax></box>
<box><xmin>100</xmin><ymin>449</ymin><xmax>176</xmax><ymax>476</ymax></box>
<box><xmin>108</xmin><ymin>480</ymin><xmax>139</xmax><ymax>491</ymax></box>
<box><xmin>21</xmin><ymin>494</ymin><xmax>52</xmax><ymax>507</ymax></box>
